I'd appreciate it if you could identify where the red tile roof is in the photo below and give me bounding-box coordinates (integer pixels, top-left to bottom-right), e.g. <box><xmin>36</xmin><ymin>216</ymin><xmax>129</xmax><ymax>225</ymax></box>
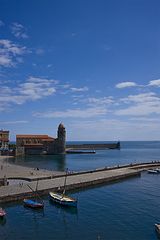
<box><xmin>16</xmin><ymin>135</ymin><xmax>55</xmax><ymax>140</ymax></box>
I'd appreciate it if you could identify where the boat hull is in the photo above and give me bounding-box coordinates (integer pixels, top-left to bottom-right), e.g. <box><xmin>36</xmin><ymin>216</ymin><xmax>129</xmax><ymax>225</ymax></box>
<box><xmin>49</xmin><ymin>192</ymin><xmax>77</xmax><ymax>207</ymax></box>
<box><xmin>0</xmin><ymin>210</ymin><xmax>6</xmax><ymax>218</ymax></box>
<box><xmin>148</xmin><ymin>170</ymin><xmax>159</xmax><ymax>174</ymax></box>
<box><xmin>23</xmin><ymin>199</ymin><xmax>44</xmax><ymax>209</ymax></box>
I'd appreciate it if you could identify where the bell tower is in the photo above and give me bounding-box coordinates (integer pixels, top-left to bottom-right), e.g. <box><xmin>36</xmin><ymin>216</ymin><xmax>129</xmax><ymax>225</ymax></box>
<box><xmin>57</xmin><ymin>123</ymin><xmax>66</xmax><ymax>153</ymax></box>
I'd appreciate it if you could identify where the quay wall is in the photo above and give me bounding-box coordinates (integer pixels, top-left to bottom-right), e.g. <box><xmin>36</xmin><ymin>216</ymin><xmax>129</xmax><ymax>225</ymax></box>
<box><xmin>0</xmin><ymin>168</ymin><xmax>140</xmax><ymax>203</ymax></box>
<box><xmin>0</xmin><ymin>161</ymin><xmax>160</xmax><ymax>203</ymax></box>
<box><xmin>66</xmin><ymin>142</ymin><xmax>120</xmax><ymax>150</ymax></box>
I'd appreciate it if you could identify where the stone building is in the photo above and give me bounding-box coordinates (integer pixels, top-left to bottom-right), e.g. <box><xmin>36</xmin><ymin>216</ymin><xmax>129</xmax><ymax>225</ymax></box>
<box><xmin>0</xmin><ymin>130</ymin><xmax>9</xmax><ymax>149</ymax></box>
<box><xmin>16</xmin><ymin>123</ymin><xmax>66</xmax><ymax>156</ymax></box>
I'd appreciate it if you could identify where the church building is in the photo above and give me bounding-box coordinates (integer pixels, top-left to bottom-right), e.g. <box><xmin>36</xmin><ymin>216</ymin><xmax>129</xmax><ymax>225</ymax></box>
<box><xmin>16</xmin><ymin>123</ymin><xmax>66</xmax><ymax>156</ymax></box>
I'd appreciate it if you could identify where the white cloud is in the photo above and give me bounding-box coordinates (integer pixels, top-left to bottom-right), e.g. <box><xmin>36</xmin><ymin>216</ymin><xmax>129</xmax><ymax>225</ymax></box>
<box><xmin>34</xmin><ymin>106</ymin><xmax>108</xmax><ymax>119</ymax></box>
<box><xmin>148</xmin><ymin>79</ymin><xmax>160</xmax><ymax>87</ymax></box>
<box><xmin>88</xmin><ymin>97</ymin><xmax>114</xmax><ymax>105</ymax></box>
<box><xmin>11</xmin><ymin>22</ymin><xmax>28</xmax><ymax>39</ymax></box>
<box><xmin>70</xmin><ymin>86</ymin><xmax>88</xmax><ymax>92</ymax></box>
<box><xmin>120</xmin><ymin>92</ymin><xmax>159</xmax><ymax>104</ymax></box>
<box><xmin>116</xmin><ymin>81</ymin><xmax>137</xmax><ymax>89</ymax></box>
<box><xmin>0</xmin><ymin>76</ymin><xmax>57</xmax><ymax>111</ymax></box>
<box><xmin>115</xmin><ymin>92</ymin><xmax>160</xmax><ymax>116</ymax></box>
<box><xmin>0</xmin><ymin>39</ymin><xmax>27</xmax><ymax>67</ymax></box>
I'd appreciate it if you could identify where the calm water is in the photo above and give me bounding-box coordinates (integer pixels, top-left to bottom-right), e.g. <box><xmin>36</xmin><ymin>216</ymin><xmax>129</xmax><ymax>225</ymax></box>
<box><xmin>1</xmin><ymin>141</ymin><xmax>160</xmax><ymax>240</ymax></box>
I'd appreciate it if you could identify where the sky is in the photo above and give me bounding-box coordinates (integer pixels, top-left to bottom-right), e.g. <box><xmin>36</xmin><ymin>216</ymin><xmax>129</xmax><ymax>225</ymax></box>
<box><xmin>0</xmin><ymin>0</ymin><xmax>160</xmax><ymax>141</ymax></box>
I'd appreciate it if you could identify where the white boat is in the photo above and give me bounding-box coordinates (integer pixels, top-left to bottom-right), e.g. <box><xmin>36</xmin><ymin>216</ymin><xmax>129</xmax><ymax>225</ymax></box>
<box><xmin>148</xmin><ymin>169</ymin><xmax>159</xmax><ymax>174</ymax></box>
<box><xmin>155</xmin><ymin>223</ymin><xmax>160</xmax><ymax>235</ymax></box>
<box><xmin>49</xmin><ymin>192</ymin><xmax>77</xmax><ymax>207</ymax></box>
<box><xmin>49</xmin><ymin>169</ymin><xmax>77</xmax><ymax>207</ymax></box>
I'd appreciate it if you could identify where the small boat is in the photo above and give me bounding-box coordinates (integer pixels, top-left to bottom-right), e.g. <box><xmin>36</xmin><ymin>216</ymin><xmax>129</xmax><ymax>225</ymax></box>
<box><xmin>0</xmin><ymin>208</ymin><xmax>6</xmax><ymax>218</ymax></box>
<box><xmin>23</xmin><ymin>199</ymin><xmax>44</xmax><ymax>209</ymax></box>
<box><xmin>49</xmin><ymin>192</ymin><xmax>77</xmax><ymax>207</ymax></box>
<box><xmin>23</xmin><ymin>181</ymin><xmax>44</xmax><ymax>209</ymax></box>
<box><xmin>155</xmin><ymin>223</ymin><xmax>160</xmax><ymax>235</ymax></box>
<box><xmin>147</xmin><ymin>169</ymin><xmax>159</xmax><ymax>174</ymax></box>
<box><xmin>49</xmin><ymin>169</ymin><xmax>77</xmax><ymax>207</ymax></box>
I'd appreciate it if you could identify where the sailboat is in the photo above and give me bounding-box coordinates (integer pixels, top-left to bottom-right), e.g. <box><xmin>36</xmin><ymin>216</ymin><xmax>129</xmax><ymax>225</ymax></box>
<box><xmin>49</xmin><ymin>169</ymin><xmax>77</xmax><ymax>207</ymax></box>
<box><xmin>0</xmin><ymin>208</ymin><xmax>6</xmax><ymax>218</ymax></box>
<box><xmin>23</xmin><ymin>181</ymin><xmax>44</xmax><ymax>209</ymax></box>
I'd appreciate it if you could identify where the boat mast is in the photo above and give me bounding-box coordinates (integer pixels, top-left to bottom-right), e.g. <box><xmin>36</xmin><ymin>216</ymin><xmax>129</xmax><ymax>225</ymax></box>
<box><xmin>62</xmin><ymin>168</ymin><xmax>68</xmax><ymax>195</ymax></box>
<box><xmin>27</xmin><ymin>184</ymin><xmax>43</xmax><ymax>204</ymax></box>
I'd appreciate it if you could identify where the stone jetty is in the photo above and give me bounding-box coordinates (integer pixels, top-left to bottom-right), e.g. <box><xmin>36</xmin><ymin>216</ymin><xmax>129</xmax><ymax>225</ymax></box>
<box><xmin>0</xmin><ymin>157</ymin><xmax>160</xmax><ymax>203</ymax></box>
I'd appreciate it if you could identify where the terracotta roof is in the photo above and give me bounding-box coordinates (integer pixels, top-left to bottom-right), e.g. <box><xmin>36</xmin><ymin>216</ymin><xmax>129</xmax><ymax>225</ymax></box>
<box><xmin>16</xmin><ymin>135</ymin><xmax>55</xmax><ymax>140</ymax></box>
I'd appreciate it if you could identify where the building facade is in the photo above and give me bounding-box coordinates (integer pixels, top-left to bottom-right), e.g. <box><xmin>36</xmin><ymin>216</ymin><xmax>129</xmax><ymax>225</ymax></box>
<box><xmin>0</xmin><ymin>130</ymin><xmax>9</xmax><ymax>149</ymax></box>
<box><xmin>16</xmin><ymin>123</ymin><xmax>66</xmax><ymax>156</ymax></box>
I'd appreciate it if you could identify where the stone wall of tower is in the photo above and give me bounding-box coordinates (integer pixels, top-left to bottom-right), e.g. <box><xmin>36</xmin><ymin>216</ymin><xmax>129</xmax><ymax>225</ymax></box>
<box><xmin>56</xmin><ymin>123</ymin><xmax>66</xmax><ymax>154</ymax></box>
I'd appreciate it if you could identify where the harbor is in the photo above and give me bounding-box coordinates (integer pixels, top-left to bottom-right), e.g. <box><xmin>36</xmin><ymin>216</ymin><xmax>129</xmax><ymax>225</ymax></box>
<box><xmin>1</xmin><ymin>157</ymin><xmax>160</xmax><ymax>204</ymax></box>
<box><xmin>0</xmin><ymin>141</ymin><xmax>160</xmax><ymax>240</ymax></box>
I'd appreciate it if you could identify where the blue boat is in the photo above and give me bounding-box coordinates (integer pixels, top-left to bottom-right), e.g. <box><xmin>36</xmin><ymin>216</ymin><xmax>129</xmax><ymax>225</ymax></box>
<box><xmin>23</xmin><ymin>181</ymin><xmax>44</xmax><ymax>209</ymax></box>
<box><xmin>23</xmin><ymin>199</ymin><xmax>44</xmax><ymax>209</ymax></box>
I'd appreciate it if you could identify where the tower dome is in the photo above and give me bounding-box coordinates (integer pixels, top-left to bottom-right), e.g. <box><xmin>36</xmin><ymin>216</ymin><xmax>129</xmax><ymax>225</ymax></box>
<box><xmin>58</xmin><ymin>123</ymin><xmax>65</xmax><ymax>129</ymax></box>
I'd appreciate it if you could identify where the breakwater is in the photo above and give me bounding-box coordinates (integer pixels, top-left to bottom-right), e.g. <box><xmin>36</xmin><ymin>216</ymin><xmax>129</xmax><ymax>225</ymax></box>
<box><xmin>66</xmin><ymin>141</ymin><xmax>120</xmax><ymax>150</ymax></box>
<box><xmin>0</xmin><ymin>161</ymin><xmax>160</xmax><ymax>203</ymax></box>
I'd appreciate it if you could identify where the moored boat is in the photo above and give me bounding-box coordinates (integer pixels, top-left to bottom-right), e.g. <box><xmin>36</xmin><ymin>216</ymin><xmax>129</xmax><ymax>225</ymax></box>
<box><xmin>147</xmin><ymin>169</ymin><xmax>159</xmax><ymax>174</ymax></box>
<box><xmin>155</xmin><ymin>223</ymin><xmax>160</xmax><ymax>235</ymax></box>
<box><xmin>49</xmin><ymin>168</ymin><xmax>77</xmax><ymax>207</ymax></box>
<box><xmin>49</xmin><ymin>192</ymin><xmax>77</xmax><ymax>207</ymax></box>
<box><xmin>23</xmin><ymin>199</ymin><xmax>44</xmax><ymax>209</ymax></box>
<box><xmin>23</xmin><ymin>181</ymin><xmax>44</xmax><ymax>209</ymax></box>
<box><xmin>0</xmin><ymin>208</ymin><xmax>6</xmax><ymax>218</ymax></box>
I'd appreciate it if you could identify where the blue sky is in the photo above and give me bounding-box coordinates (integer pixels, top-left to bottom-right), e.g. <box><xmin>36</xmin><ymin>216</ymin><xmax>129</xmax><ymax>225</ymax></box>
<box><xmin>0</xmin><ymin>0</ymin><xmax>160</xmax><ymax>141</ymax></box>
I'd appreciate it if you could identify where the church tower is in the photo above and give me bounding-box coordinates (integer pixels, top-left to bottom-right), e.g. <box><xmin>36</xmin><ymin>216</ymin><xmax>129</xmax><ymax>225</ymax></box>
<box><xmin>57</xmin><ymin>123</ymin><xmax>66</xmax><ymax>154</ymax></box>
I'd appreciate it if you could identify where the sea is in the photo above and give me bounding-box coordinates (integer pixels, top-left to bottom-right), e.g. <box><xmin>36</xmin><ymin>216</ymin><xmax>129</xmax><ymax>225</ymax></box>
<box><xmin>1</xmin><ymin>141</ymin><xmax>160</xmax><ymax>240</ymax></box>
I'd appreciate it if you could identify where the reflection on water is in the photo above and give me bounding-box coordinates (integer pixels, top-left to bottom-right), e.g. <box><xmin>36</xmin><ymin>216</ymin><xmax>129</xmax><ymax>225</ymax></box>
<box><xmin>49</xmin><ymin>199</ymin><xmax>78</xmax><ymax>216</ymax></box>
<box><xmin>24</xmin><ymin>205</ymin><xmax>45</xmax><ymax>216</ymax></box>
<box><xmin>9</xmin><ymin>154</ymin><xmax>66</xmax><ymax>171</ymax></box>
<box><xmin>6</xmin><ymin>141</ymin><xmax>160</xmax><ymax>173</ymax></box>
<box><xmin>0</xmin><ymin>217</ymin><xmax>6</xmax><ymax>226</ymax></box>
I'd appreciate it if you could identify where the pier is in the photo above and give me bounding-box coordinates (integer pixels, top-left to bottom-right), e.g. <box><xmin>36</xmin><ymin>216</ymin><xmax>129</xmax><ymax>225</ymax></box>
<box><xmin>0</xmin><ymin>161</ymin><xmax>160</xmax><ymax>203</ymax></box>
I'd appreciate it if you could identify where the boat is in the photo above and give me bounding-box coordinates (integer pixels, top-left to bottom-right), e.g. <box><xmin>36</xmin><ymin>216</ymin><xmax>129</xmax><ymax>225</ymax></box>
<box><xmin>155</xmin><ymin>223</ymin><xmax>160</xmax><ymax>235</ymax></box>
<box><xmin>23</xmin><ymin>181</ymin><xmax>44</xmax><ymax>209</ymax></box>
<box><xmin>49</xmin><ymin>192</ymin><xmax>77</xmax><ymax>207</ymax></box>
<box><xmin>147</xmin><ymin>169</ymin><xmax>159</xmax><ymax>174</ymax></box>
<box><xmin>0</xmin><ymin>208</ymin><xmax>6</xmax><ymax>218</ymax></box>
<box><xmin>23</xmin><ymin>199</ymin><xmax>44</xmax><ymax>209</ymax></box>
<box><xmin>49</xmin><ymin>169</ymin><xmax>77</xmax><ymax>207</ymax></box>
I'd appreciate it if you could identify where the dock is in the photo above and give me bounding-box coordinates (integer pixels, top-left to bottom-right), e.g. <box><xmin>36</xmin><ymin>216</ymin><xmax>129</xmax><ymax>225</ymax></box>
<box><xmin>0</xmin><ymin>161</ymin><xmax>160</xmax><ymax>203</ymax></box>
<box><xmin>0</xmin><ymin>167</ymin><xmax>140</xmax><ymax>203</ymax></box>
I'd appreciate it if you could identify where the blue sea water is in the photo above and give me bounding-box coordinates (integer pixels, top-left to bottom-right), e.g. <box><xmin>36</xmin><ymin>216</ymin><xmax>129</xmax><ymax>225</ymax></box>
<box><xmin>1</xmin><ymin>141</ymin><xmax>160</xmax><ymax>240</ymax></box>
